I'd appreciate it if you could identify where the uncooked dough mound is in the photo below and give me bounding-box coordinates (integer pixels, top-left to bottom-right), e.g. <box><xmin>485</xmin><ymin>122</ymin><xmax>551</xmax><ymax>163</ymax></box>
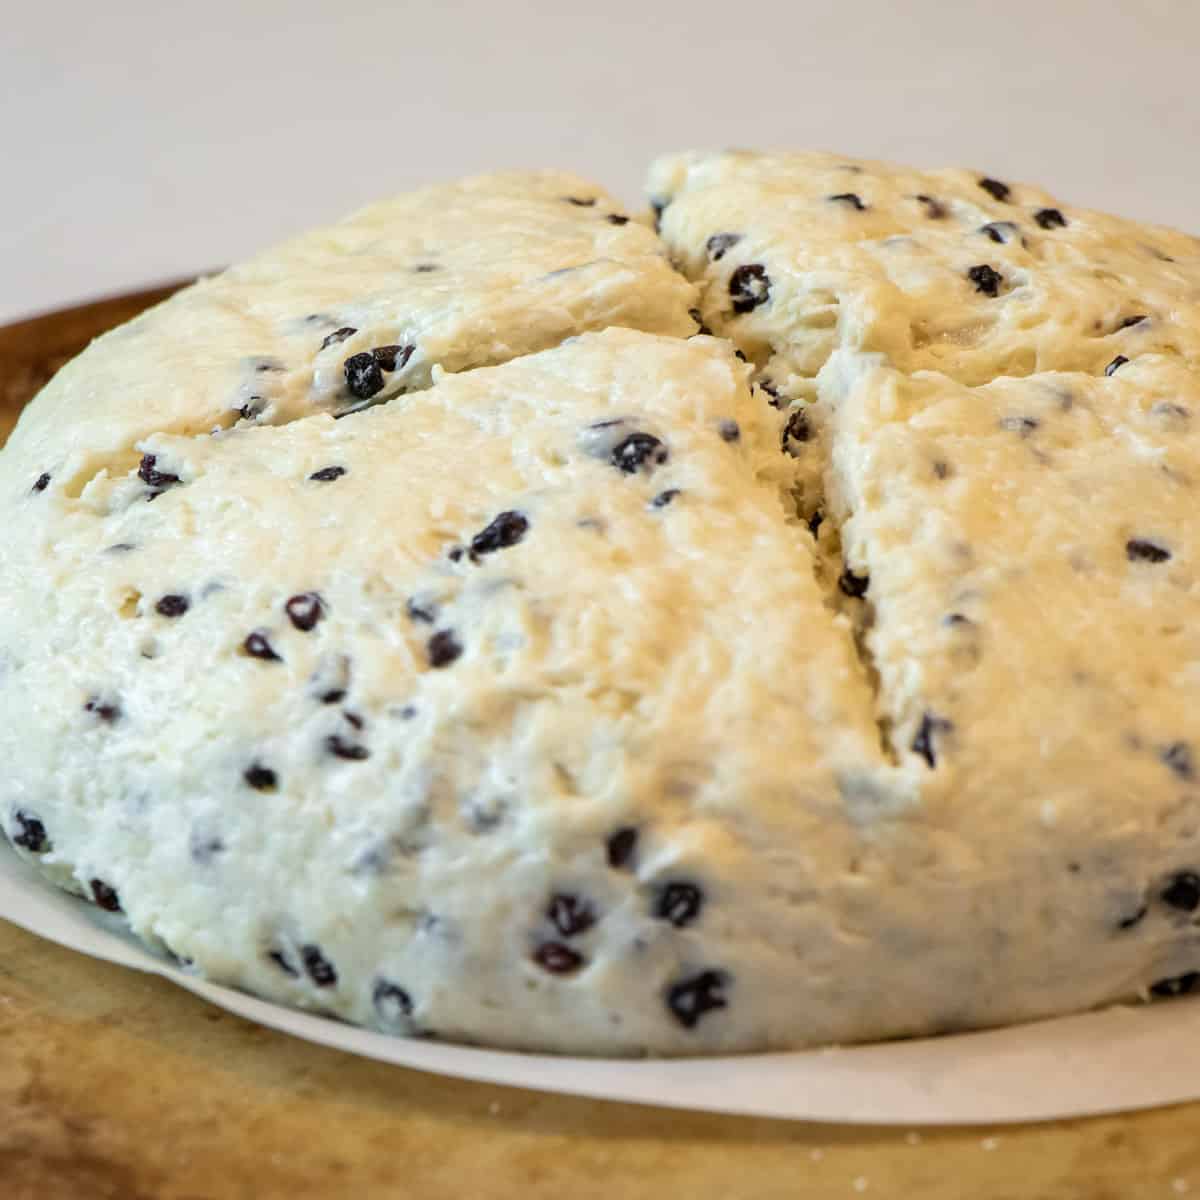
<box><xmin>3</xmin><ymin>155</ymin><xmax>1200</xmax><ymax>1054</ymax></box>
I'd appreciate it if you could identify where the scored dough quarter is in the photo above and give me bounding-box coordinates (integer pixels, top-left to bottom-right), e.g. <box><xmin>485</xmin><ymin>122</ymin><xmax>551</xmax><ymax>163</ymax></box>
<box><xmin>3</xmin><ymin>154</ymin><xmax>1200</xmax><ymax>1053</ymax></box>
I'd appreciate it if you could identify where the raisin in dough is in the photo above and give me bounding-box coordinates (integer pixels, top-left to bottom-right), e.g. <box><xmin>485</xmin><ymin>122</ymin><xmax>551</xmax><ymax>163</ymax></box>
<box><xmin>650</xmin><ymin>148</ymin><xmax>1200</xmax><ymax>1021</ymax></box>
<box><xmin>6</xmin><ymin>156</ymin><xmax>1200</xmax><ymax>1055</ymax></box>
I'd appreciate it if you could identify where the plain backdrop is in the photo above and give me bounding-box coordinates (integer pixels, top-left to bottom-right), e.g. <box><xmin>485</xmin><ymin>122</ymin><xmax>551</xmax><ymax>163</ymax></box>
<box><xmin>1</xmin><ymin>0</ymin><xmax>1197</xmax><ymax>323</ymax></box>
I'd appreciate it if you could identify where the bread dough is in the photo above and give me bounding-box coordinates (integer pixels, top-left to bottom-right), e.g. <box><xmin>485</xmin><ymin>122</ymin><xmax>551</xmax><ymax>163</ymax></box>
<box><xmin>8</xmin><ymin>169</ymin><xmax>696</xmax><ymax>502</ymax></box>
<box><xmin>648</xmin><ymin>148</ymin><xmax>1200</xmax><ymax>1032</ymax></box>
<box><xmin>4</xmin><ymin>154</ymin><xmax>1200</xmax><ymax>1053</ymax></box>
<box><xmin>648</xmin><ymin>149</ymin><xmax>1200</xmax><ymax>390</ymax></box>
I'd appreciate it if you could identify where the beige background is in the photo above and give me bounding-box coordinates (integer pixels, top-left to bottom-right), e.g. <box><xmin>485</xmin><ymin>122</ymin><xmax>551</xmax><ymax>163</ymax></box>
<box><xmin>2</xmin><ymin>0</ymin><xmax>1198</xmax><ymax>323</ymax></box>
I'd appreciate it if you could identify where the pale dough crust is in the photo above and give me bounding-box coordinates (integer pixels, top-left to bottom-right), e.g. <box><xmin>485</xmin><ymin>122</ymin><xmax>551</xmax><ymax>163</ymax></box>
<box><xmin>3</xmin><ymin>155</ymin><xmax>1200</xmax><ymax>1053</ymax></box>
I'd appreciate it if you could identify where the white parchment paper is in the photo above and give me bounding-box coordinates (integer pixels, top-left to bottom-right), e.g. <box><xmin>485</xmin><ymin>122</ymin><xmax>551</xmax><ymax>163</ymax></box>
<box><xmin>4</xmin><ymin>841</ymin><xmax>1199</xmax><ymax>1125</ymax></box>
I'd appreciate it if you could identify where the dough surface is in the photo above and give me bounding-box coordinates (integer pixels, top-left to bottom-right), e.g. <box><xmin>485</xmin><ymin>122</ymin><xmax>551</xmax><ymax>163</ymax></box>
<box><xmin>4</xmin><ymin>155</ymin><xmax>1200</xmax><ymax>1053</ymax></box>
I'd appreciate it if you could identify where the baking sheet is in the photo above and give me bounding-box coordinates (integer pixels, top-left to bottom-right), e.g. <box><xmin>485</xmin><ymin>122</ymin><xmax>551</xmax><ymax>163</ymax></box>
<box><xmin>4</xmin><ymin>840</ymin><xmax>1199</xmax><ymax>1125</ymax></box>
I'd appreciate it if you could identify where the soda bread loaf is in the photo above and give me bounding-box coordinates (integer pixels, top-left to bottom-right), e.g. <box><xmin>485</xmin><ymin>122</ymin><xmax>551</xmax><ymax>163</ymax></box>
<box><xmin>2</xmin><ymin>154</ymin><xmax>1199</xmax><ymax>1053</ymax></box>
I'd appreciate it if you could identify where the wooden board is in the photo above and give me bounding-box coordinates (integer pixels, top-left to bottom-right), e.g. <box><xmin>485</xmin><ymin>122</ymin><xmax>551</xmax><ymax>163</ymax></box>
<box><xmin>3</xmin><ymin>287</ymin><xmax>1200</xmax><ymax>1199</ymax></box>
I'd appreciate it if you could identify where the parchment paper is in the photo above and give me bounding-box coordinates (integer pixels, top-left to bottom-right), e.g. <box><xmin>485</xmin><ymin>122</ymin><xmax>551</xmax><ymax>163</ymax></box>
<box><xmin>4</xmin><ymin>841</ymin><xmax>1197</xmax><ymax>1125</ymax></box>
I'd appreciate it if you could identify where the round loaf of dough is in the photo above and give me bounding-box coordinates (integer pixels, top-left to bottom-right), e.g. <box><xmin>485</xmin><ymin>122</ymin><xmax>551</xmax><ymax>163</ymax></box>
<box><xmin>3</xmin><ymin>155</ymin><xmax>1200</xmax><ymax>1053</ymax></box>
